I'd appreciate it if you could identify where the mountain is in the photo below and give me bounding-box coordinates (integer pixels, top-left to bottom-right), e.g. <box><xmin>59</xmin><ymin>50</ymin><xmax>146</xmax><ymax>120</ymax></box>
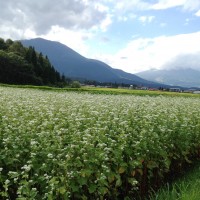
<box><xmin>136</xmin><ymin>68</ymin><xmax>200</xmax><ymax>88</ymax></box>
<box><xmin>21</xmin><ymin>38</ymin><xmax>167</xmax><ymax>87</ymax></box>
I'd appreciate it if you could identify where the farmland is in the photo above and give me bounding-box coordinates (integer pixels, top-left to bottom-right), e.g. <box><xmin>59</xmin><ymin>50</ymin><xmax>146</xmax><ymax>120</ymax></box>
<box><xmin>0</xmin><ymin>86</ymin><xmax>200</xmax><ymax>199</ymax></box>
<box><xmin>1</xmin><ymin>83</ymin><xmax>200</xmax><ymax>97</ymax></box>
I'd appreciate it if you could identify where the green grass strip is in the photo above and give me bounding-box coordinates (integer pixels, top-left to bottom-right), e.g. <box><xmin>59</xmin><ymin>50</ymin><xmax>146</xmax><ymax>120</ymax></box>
<box><xmin>149</xmin><ymin>161</ymin><xmax>200</xmax><ymax>200</ymax></box>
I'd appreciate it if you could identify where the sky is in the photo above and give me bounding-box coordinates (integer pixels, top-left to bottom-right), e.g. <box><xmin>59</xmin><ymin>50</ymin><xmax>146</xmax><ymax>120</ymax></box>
<box><xmin>0</xmin><ymin>0</ymin><xmax>200</xmax><ymax>73</ymax></box>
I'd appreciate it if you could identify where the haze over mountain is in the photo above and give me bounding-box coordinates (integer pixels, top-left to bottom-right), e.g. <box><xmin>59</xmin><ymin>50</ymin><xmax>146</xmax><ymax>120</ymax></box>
<box><xmin>136</xmin><ymin>68</ymin><xmax>200</xmax><ymax>88</ymax></box>
<box><xmin>21</xmin><ymin>38</ymin><xmax>166</xmax><ymax>88</ymax></box>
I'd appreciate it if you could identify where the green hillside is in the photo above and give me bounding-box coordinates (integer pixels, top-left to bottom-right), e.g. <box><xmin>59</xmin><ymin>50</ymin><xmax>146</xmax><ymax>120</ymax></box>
<box><xmin>0</xmin><ymin>38</ymin><xmax>67</xmax><ymax>87</ymax></box>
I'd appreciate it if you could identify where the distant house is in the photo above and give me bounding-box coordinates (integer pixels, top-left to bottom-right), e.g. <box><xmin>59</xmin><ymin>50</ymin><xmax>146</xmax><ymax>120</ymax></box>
<box><xmin>148</xmin><ymin>88</ymin><xmax>157</xmax><ymax>91</ymax></box>
<box><xmin>193</xmin><ymin>91</ymin><xmax>200</xmax><ymax>94</ymax></box>
<box><xmin>169</xmin><ymin>88</ymin><xmax>181</xmax><ymax>92</ymax></box>
<box><xmin>129</xmin><ymin>85</ymin><xmax>134</xmax><ymax>89</ymax></box>
<box><xmin>141</xmin><ymin>87</ymin><xmax>148</xmax><ymax>90</ymax></box>
<box><xmin>183</xmin><ymin>89</ymin><xmax>199</xmax><ymax>93</ymax></box>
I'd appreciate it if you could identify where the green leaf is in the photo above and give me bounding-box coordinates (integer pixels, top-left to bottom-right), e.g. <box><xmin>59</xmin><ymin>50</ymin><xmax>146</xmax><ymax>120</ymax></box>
<box><xmin>115</xmin><ymin>176</ymin><xmax>122</xmax><ymax>187</ymax></box>
<box><xmin>59</xmin><ymin>186</ymin><xmax>66</xmax><ymax>194</ymax></box>
<box><xmin>118</xmin><ymin>167</ymin><xmax>125</xmax><ymax>174</ymax></box>
<box><xmin>88</xmin><ymin>184</ymin><xmax>97</xmax><ymax>194</ymax></box>
<box><xmin>108</xmin><ymin>174</ymin><xmax>115</xmax><ymax>183</ymax></box>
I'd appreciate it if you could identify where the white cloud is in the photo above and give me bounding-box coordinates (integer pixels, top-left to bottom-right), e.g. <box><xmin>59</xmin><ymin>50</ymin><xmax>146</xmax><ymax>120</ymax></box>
<box><xmin>115</xmin><ymin>0</ymin><xmax>151</xmax><ymax>12</ymax></box>
<box><xmin>139</xmin><ymin>16</ymin><xmax>155</xmax><ymax>24</ymax></box>
<box><xmin>195</xmin><ymin>9</ymin><xmax>200</xmax><ymax>16</ymax></box>
<box><xmin>0</xmin><ymin>0</ymin><xmax>110</xmax><ymax>37</ymax></box>
<box><xmin>160</xmin><ymin>22</ymin><xmax>167</xmax><ymax>27</ymax></box>
<box><xmin>0</xmin><ymin>0</ymin><xmax>114</xmax><ymax>57</ymax></box>
<box><xmin>151</xmin><ymin>0</ymin><xmax>200</xmax><ymax>10</ymax></box>
<box><xmin>183</xmin><ymin>0</ymin><xmax>200</xmax><ymax>11</ymax></box>
<box><xmin>99</xmin><ymin>14</ymin><xmax>113</xmax><ymax>32</ymax></box>
<box><xmin>184</xmin><ymin>18</ymin><xmax>190</xmax><ymax>25</ymax></box>
<box><xmin>117</xmin><ymin>14</ymin><xmax>137</xmax><ymax>22</ymax></box>
<box><xmin>151</xmin><ymin>0</ymin><xmax>187</xmax><ymax>10</ymax></box>
<box><xmin>162</xmin><ymin>52</ymin><xmax>200</xmax><ymax>70</ymax></box>
<box><xmin>118</xmin><ymin>16</ymin><xmax>128</xmax><ymax>22</ymax></box>
<box><xmin>40</xmin><ymin>26</ymin><xmax>91</xmax><ymax>57</ymax></box>
<box><xmin>95</xmin><ymin>2</ymin><xmax>109</xmax><ymax>12</ymax></box>
<box><xmin>95</xmin><ymin>31</ymin><xmax>200</xmax><ymax>73</ymax></box>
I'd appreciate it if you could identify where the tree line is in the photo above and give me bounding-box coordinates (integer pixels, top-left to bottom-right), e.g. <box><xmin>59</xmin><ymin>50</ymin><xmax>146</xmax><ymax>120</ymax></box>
<box><xmin>0</xmin><ymin>38</ymin><xmax>70</xmax><ymax>87</ymax></box>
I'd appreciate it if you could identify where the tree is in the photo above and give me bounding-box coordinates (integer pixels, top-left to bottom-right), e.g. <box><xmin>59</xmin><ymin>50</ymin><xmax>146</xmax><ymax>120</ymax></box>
<box><xmin>8</xmin><ymin>41</ymin><xmax>26</xmax><ymax>56</ymax></box>
<box><xmin>0</xmin><ymin>38</ymin><xmax>67</xmax><ymax>87</ymax></box>
<box><xmin>71</xmin><ymin>81</ymin><xmax>81</xmax><ymax>88</ymax></box>
<box><xmin>5</xmin><ymin>39</ymin><xmax>13</xmax><ymax>46</ymax></box>
<box><xmin>0</xmin><ymin>38</ymin><xmax>7</xmax><ymax>50</ymax></box>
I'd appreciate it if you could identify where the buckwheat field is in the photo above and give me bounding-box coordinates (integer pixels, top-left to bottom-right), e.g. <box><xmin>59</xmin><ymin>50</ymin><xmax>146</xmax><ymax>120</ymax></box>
<box><xmin>0</xmin><ymin>86</ymin><xmax>200</xmax><ymax>199</ymax></box>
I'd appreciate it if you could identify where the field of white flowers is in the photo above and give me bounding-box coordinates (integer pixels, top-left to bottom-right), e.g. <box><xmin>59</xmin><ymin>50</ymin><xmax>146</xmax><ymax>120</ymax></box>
<box><xmin>0</xmin><ymin>86</ymin><xmax>200</xmax><ymax>199</ymax></box>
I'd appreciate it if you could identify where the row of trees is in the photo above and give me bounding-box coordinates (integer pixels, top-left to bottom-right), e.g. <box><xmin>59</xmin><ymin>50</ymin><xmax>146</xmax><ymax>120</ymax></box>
<box><xmin>0</xmin><ymin>38</ymin><xmax>69</xmax><ymax>87</ymax></box>
<box><xmin>83</xmin><ymin>80</ymin><xmax>136</xmax><ymax>88</ymax></box>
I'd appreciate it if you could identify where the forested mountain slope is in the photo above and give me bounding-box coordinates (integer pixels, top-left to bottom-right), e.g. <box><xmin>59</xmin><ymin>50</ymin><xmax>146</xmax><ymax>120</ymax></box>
<box><xmin>0</xmin><ymin>38</ymin><xmax>66</xmax><ymax>86</ymax></box>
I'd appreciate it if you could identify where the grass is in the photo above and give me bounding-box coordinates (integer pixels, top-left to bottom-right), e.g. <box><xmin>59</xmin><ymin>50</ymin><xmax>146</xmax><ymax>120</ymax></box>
<box><xmin>149</xmin><ymin>160</ymin><xmax>200</xmax><ymax>200</ymax></box>
<box><xmin>82</xmin><ymin>86</ymin><xmax>200</xmax><ymax>97</ymax></box>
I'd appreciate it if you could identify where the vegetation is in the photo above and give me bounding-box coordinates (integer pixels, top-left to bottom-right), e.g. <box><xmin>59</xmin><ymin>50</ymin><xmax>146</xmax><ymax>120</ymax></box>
<box><xmin>0</xmin><ymin>86</ymin><xmax>200</xmax><ymax>199</ymax></box>
<box><xmin>0</xmin><ymin>38</ymin><xmax>68</xmax><ymax>86</ymax></box>
<box><xmin>83</xmin><ymin>79</ymin><xmax>136</xmax><ymax>88</ymax></box>
<box><xmin>149</xmin><ymin>161</ymin><xmax>200</xmax><ymax>200</ymax></box>
<box><xmin>81</xmin><ymin>86</ymin><xmax>200</xmax><ymax>97</ymax></box>
<box><xmin>1</xmin><ymin>83</ymin><xmax>199</xmax><ymax>98</ymax></box>
<box><xmin>71</xmin><ymin>81</ymin><xmax>81</xmax><ymax>88</ymax></box>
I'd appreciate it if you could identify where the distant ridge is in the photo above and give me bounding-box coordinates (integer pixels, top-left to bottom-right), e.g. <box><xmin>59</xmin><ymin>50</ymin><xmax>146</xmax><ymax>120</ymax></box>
<box><xmin>21</xmin><ymin>38</ymin><xmax>167</xmax><ymax>87</ymax></box>
<box><xmin>136</xmin><ymin>68</ymin><xmax>200</xmax><ymax>88</ymax></box>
